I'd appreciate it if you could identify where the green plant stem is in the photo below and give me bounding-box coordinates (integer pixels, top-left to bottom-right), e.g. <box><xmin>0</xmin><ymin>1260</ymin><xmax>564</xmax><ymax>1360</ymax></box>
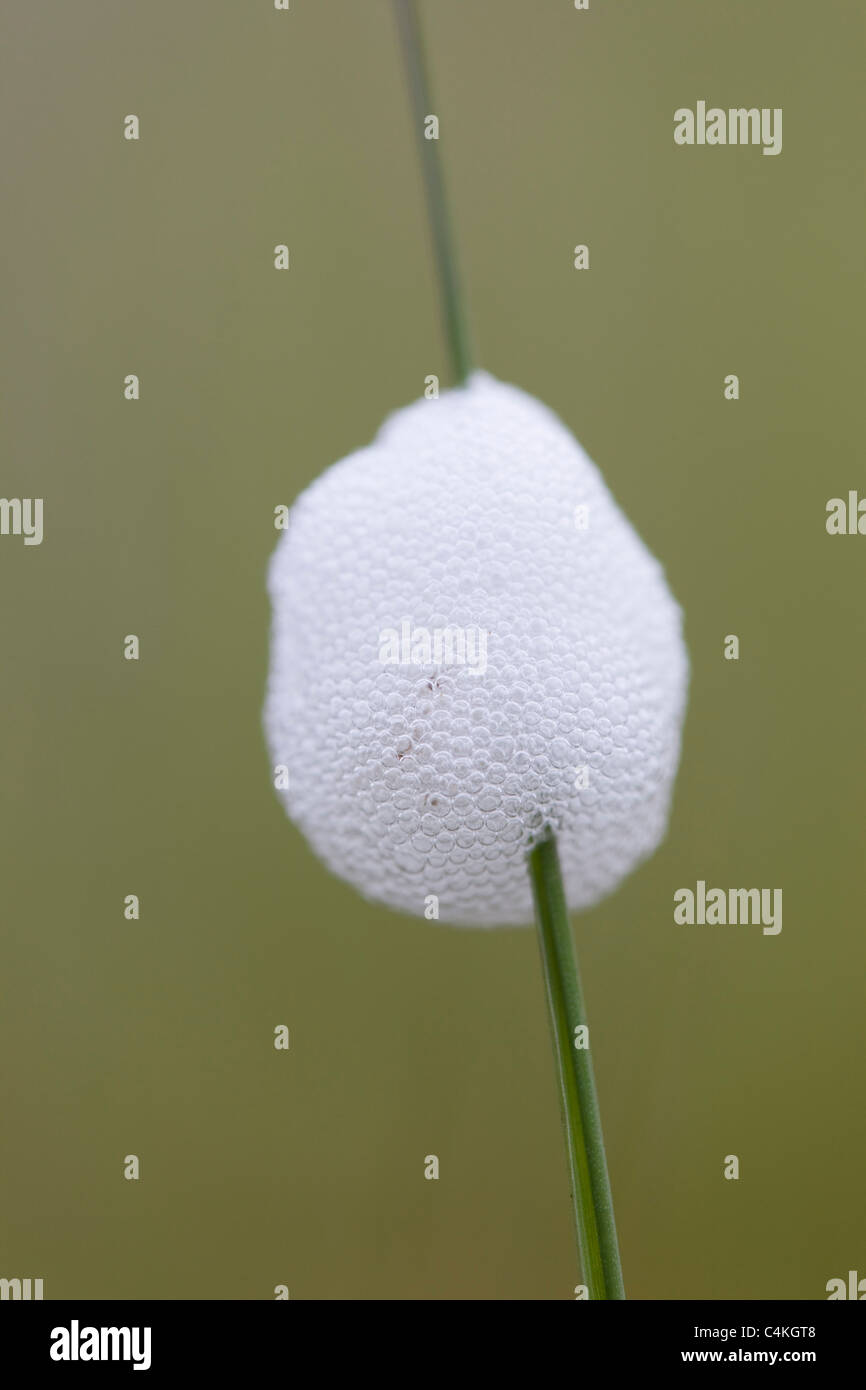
<box><xmin>528</xmin><ymin>833</ymin><xmax>626</xmax><ymax>1299</ymax></box>
<box><xmin>393</xmin><ymin>0</ymin><xmax>473</xmax><ymax>385</ymax></box>
<box><xmin>394</xmin><ymin>1</ymin><xmax>619</xmax><ymax>1297</ymax></box>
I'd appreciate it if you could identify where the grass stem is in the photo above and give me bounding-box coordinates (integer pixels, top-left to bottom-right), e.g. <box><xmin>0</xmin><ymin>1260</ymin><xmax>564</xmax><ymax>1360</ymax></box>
<box><xmin>394</xmin><ymin>0</ymin><xmax>621</xmax><ymax>1300</ymax></box>
<box><xmin>528</xmin><ymin>833</ymin><xmax>626</xmax><ymax>1299</ymax></box>
<box><xmin>393</xmin><ymin>0</ymin><xmax>474</xmax><ymax>385</ymax></box>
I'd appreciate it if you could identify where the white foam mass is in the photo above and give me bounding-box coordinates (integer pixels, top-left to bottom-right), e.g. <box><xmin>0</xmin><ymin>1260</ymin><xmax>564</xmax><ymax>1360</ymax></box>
<box><xmin>264</xmin><ymin>372</ymin><xmax>688</xmax><ymax>925</ymax></box>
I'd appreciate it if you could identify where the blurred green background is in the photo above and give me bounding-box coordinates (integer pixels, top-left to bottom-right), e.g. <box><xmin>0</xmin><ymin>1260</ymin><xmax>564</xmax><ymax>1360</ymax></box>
<box><xmin>2</xmin><ymin>0</ymin><xmax>864</xmax><ymax>1300</ymax></box>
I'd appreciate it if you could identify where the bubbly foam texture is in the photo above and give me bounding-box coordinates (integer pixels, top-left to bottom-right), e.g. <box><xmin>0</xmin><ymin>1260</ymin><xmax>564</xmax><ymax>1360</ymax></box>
<box><xmin>265</xmin><ymin>372</ymin><xmax>688</xmax><ymax>925</ymax></box>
